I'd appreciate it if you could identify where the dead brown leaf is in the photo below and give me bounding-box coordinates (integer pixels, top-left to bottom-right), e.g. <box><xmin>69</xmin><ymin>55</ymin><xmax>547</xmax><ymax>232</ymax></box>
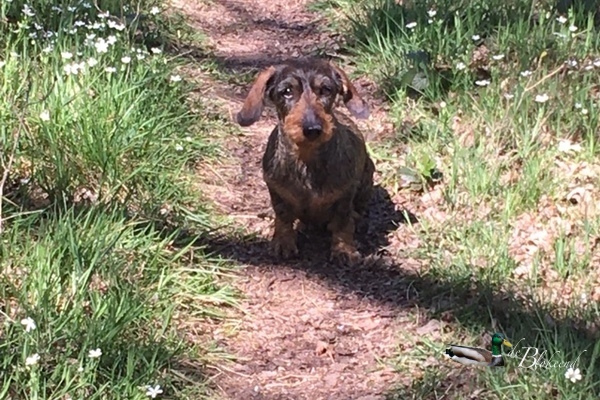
<box><xmin>416</xmin><ymin>319</ymin><xmax>442</xmax><ymax>338</ymax></box>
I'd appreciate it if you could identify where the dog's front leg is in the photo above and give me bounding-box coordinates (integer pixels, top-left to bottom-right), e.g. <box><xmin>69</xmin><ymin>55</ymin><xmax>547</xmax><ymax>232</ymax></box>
<box><xmin>327</xmin><ymin>190</ymin><xmax>361</xmax><ymax>264</ymax></box>
<box><xmin>267</xmin><ymin>186</ymin><xmax>298</xmax><ymax>259</ymax></box>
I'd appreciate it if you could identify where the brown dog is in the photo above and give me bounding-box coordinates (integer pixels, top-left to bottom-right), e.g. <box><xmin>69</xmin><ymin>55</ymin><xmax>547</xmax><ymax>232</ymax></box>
<box><xmin>236</xmin><ymin>58</ymin><xmax>375</xmax><ymax>262</ymax></box>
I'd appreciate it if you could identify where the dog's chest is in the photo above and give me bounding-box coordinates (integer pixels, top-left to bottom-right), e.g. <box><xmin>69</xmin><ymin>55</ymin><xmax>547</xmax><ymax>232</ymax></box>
<box><xmin>262</xmin><ymin>127</ymin><xmax>364</xmax><ymax>221</ymax></box>
<box><xmin>266</xmin><ymin>158</ymin><xmax>350</xmax><ymax>219</ymax></box>
<box><xmin>273</xmin><ymin>159</ymin><xmax>342</xmax><ymax>197</ymax></box>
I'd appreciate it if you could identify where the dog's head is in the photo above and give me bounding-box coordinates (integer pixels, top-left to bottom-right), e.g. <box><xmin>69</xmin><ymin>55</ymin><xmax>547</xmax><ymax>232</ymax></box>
<box><xmin>236</xmin><ymin>58</ymin><xmax>369</xmax><ymax>149</ymax></box>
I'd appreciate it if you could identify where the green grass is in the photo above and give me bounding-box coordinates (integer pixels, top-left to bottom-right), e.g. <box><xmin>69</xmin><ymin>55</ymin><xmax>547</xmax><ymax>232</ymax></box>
<box><xmin>312</xmin><ymin>0</ymin><xmax>600</xmax><ymax>398</ymax></box>
<box><xmin>0</xmin><ymin>1</ymin><xmax>236</xmax><ymax>399</ymax></box>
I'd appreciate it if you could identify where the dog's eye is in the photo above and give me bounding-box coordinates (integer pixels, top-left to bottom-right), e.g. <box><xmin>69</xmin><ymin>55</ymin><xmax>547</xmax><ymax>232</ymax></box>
<box><xmin>320</xmin><ymin>86</ymin><xmax>333</xmax><ymax>96</ymax></box>
<box><xmin>281</xmin><ymin>87</ymin><xmax>293</xmax><ymax>99</ymax></box>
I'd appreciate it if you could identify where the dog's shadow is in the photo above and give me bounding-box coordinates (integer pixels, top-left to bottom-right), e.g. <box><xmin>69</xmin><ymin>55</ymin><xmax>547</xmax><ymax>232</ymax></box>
<box><xmin>192</xmin><ymin>184</ymin><xmax>416</xmax><ymax>267</ymax></box>
<box><xmin>287</xmin><ymin>184</ymin><xmax>417</xmax><ymax>262</ymax></box>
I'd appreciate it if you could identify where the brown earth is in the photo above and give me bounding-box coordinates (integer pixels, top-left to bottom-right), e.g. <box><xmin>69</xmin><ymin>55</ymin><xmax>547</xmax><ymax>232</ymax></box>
<box><xmin>169</xmin><ymin>1</ymin><xmax>444</xmax><ymax>399</ymax></box>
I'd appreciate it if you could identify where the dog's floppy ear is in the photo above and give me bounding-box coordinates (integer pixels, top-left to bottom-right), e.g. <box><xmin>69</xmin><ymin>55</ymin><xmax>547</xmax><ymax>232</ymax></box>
<box><xmin>236</xmin><ymin>66</ymin><xmax>277</xmax><ymax>127</ymax></box>
<box><xmin>330</xmin><ymin>63</ymin><xmax>369</xmax><ymax>119</ymax></box>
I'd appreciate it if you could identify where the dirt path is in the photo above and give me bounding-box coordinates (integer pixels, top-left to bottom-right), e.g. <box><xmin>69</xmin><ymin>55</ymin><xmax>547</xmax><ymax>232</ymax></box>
<box><xmin>170</xmin><ymin>1</ymin><xmax>422</xmax><ymax>399</ymax></box>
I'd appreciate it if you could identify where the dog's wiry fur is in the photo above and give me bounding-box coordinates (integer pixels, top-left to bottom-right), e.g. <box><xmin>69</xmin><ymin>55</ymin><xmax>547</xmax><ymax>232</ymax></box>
<box><xmin>236</xmin><ymin>58</ymin><xmax>375</xmax><ymax>262</ymax></box>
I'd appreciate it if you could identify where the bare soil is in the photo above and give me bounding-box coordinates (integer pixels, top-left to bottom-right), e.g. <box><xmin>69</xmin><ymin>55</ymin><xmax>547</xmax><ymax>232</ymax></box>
<box><xmin>170</xmin><ymin>1</ymin><xmax>433</xmax><ymax>399</ymax></box>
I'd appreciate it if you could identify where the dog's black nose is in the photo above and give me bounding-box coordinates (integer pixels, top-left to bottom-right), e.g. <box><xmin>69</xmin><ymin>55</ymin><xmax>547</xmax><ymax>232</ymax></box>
<box><xmin>303</xmin><ymin>125</ymin><xmax>322</xmax><ymax>139</ymax></box>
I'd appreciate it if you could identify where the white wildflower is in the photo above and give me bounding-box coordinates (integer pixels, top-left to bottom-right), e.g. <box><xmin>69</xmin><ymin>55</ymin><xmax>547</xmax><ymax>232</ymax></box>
<box><xmin>87</xmin><ymin>58</ymin><xmax>98</xmax><ymax>67</ymax></box>
<box><xmin>557</xmin><ymin>16</ymin><xmax>567</xmax><ymax>24</ymax></box>
<box><xmin>175</xmin><ymin>144</ymin><xmax>184</xmax><ymax>151</ymax></box>
<box><xmin>170</xmin><ymin>75</ymin><xmax>182</xmax><ymax>82</ymax></box>
<box><xmin>520</xmin><ymin>70</ymin><xmax>533</xmax><ymax>77</ymax></box>
<box><xmin>105</xmin><ymin>66</ymin><xmax>117</xmax><ymax>74</ymax></box>
<box><xmin>63</xmin><ymin>63</ymin><xmax>77</xmax><ymax>75</ymax></box>
<box><xmin>145</xmin><ymin>385</ymin><xmax>163</xmax><ymax>398</ymax></box>
<box><xmin>95</xmin><ymin>39</ymin><xmax>109</xmax><ymax>53</ymax></box>
<box><xmin>107</xmin><ymin>35</ymin><xmax>117</xmax><ymax>45</ymax></box>
<box><xmin>492</xmin><ymin>54</ymin><xmax>505</xmax><ymax>61</ymax></box>
<box><xmin>534</xmin><ymin>94</ymin><xmax>549</xmax><ymax>103</ymax></box>
<box><xmin>565</xmin><ymin>367</ymin><xmax>582</xmax><ymax>383</ymax></box>
<box><xmin>21</xmin><ymin>317</ymin><xmax>37</xmax><ymax>332</ymax></box>
<box><xmin>39</xmin><ymin>110</ymin><xmax>50</xmax><ymax>122</ymax></box>
<box><xmin>22</xmin><ymin>5</ymin><xmax>35</xmax><ymax>17</ymax></box>
<box><xmin>569</xmin><ymin>25</ymin><xmax>578</xmax><ymax>32</ymax></box>
<box><xmin>61</xmin><ymin>51</ymin><xmax>73</xmax><ymax>60</ymax></box>
<box><xmin>107</xmin><ymin>20</ymin><xmax>125</xmax><ymax>31</ymax></box>
<box><xmin>456</xmin><ymin>62</ymin><xmax>466</xmax><ymax>70</ymax></box>
<box><xmin>406</xmin><ymin>22</ymin><xmax>417</xmax><ymax>29</ymax></box>
<box><xmin>475</xmin><ymin>79</ymin><xmax>490</xmax><ymax>86</ymax></box>
<box><xmin>472</xmin><ymin>34</ymin><xmax>480</xmax><ymax>41</ymax></box>
<box><xmin>150</xmin><ymin>47</ymin><xmax>162</xmax><ymax>54</ymax></box>
<box><xmin>427</xmin><ymin>9</ymin><xmax>437</xmax><ymax>18</ymax></box>
<box><xmin>121</xmin><ymin>56</ymin><xmax>131</xmax><ymax>64</ymax></box>
<box><xmin>580</xmin><ymin>293</ymin><xmax>588</xmax><ymax>304</ymax></box>
<box><xmin>150</xmin><ymin>6</ymin><xmax>161</xmax><ymax>15</ymax></box>
<box><xmin>558</xmin><ymin>139</ymin><xmax>582</xmax><ymax>153</ymax></box>
<box><xmin>25</xmin><ymin>353</ymin><xmax>40</xmax><ymax>366</ymax></box>
<box><xmin>504</xmin><ymin>93</ymin><xmax>514</xmax><ymax>100</ymax></box>
<box><xmin>88</xmin><ymin>348</ymin><xmax>102</xmax><ymax>359</ymax></box>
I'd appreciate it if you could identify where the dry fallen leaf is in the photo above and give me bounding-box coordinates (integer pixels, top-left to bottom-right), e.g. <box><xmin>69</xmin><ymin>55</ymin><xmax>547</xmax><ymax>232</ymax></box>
<box><xmin>416</xmin><ymin>319</ymin><xmax>442</xmax><ymax>338</ymax></box>
<box><xmin>513</xmin><ymin>263</ymin><xmax>532</xmax><ymax>278</ymax></box>
<box><xmin>471</xmin><ymin>44</ymin><xmax>490</xmax><ymax>66</ymax></box>
<box><xmin>592</xmin><ymin>286</ymin><xmax>600</xmax><ymax>302</ymax></box>
<box><xmin>566</xmin><ymin>187</ymin><xmax>587</xmax><ymax>205</ymax></box>
<box><xmin>315</xmin><ymin>340</ymin><xmax>329</xmax><ymax>356</ymax></box>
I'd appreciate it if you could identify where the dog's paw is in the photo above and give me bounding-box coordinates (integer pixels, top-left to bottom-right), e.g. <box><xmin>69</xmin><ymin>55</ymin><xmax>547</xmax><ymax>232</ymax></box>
<box><xmin>272</xmin><ymin>235</ymin><xmax>299</xmax><ymax>259</ymax></box>
<box><xmin>329</xmin><ymin>242</ymin><xmax>361</xmax><ymax>265</ymax></box>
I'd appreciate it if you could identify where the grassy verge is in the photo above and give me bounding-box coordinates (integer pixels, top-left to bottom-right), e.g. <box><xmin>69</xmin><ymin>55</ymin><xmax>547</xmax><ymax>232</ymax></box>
<box><xmin>0</xmin><ymin>1</ymin><xmax>235</xmax><ymax>399</ymax></box>
<box><xmin>312</xmin><ymin>0</ymin><xmax>600</xmax><ymax>398</ymax></box>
